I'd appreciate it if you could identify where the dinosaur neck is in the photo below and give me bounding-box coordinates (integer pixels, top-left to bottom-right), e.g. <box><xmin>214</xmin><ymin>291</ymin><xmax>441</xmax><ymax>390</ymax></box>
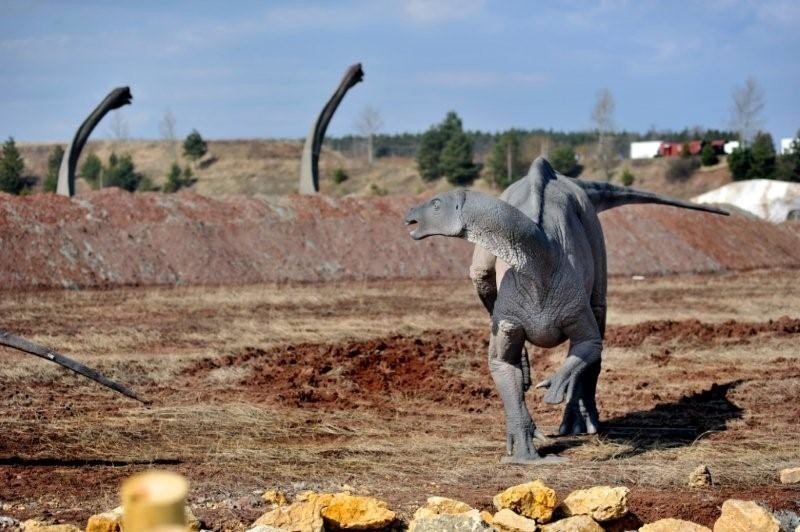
<box><xmin>461</xmin><ymin>191</ymin><xmax>553</xmax><ymax>275</ymax></box>
<box><xmin>57</xmin><ymin>94</ymin><xmax>121</xmax><ymax>196</ymax></box>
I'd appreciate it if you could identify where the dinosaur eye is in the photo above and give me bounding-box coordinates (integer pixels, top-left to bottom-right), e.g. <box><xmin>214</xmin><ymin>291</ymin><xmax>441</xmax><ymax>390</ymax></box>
<box><xmin>432</xmin><ymin>199</ymin><xmax>441</xmax><ymax>210</ymax></box>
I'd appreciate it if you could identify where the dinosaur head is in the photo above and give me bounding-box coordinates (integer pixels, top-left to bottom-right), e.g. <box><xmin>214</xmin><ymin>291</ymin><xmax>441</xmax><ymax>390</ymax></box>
<box><xmin>404</xmin><ymin>190</ymin><xmax>467</xmax><ymax>240</ymax></box>
<box><xmin>106</xmin><ymin>86</ymin><xmax>133</xmax><ymax>110</ymax></box>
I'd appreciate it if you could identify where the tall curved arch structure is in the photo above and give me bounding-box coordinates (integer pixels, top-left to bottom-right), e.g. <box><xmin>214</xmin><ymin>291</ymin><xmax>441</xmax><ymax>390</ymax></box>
<box><xmin>57</xmin><ymin>86</ymin><xmax>133</xmax><ymax>197</ymax></box>
<box><xmin>299</xmin><ymin>64</ymin><xmax>363</xmax><ymax>194</ymax></box>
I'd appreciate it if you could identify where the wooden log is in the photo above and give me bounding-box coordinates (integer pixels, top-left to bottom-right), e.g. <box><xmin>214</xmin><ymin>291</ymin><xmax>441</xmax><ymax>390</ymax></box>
<box><xmin>121</xmin><ymin>471</ymin><xmax>188</xmax><ymax>532</ymax></box>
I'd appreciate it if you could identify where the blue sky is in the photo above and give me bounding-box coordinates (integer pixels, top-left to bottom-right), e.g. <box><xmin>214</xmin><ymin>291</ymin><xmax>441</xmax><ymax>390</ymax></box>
<box><xmin>1</xmin><ymin>0</ymin><xmax>798</xmax><ymax>142</ymax></box>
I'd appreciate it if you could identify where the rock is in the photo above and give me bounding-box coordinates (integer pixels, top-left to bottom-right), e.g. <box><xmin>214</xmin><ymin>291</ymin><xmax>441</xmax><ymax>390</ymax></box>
<box><xmin>21</xmin><ymin>521</ymin><xmax>81</xmax><ymax>532</ymax></box>
<box><xmin>185</xmin><ymin>507</ymin><xmax>202</xmax><ymax>531</ymax></box>
<box><xmin>541</xmin><ymin>515</ymin><xmax>603</xmax><ymax>531</ymax></box>
<box><xmin>560</xmin><ymin>486</ymin><xmax>630</xmax><ymax>522</ymax></box>
<box><xmin>320</xmin><ymin>494</ymin><xmax>395</xmax><ymax>530</ymax></box>
<box><xmin>263</xmin><ymin>490</ymin><xmax>289</xmax><ymax>506</ymax></box>
<box><xmin>409</xmin><ymin>509</ymin><xmax>491</xmax><ymax>532</ymax></box>
<box><xmin>253</xmin><ymin>493</ymin><xmax>335</xmax><ymax>532</ymax></box>
<box><xmin>688</xmin><ymin>465</ymin><xmax>713</xmax><ymax>488</ymax></box>
<box><xmin>85</xmin><ymin>507</ymin><xmax>123</xmax><ymax>532</ymax></box>
<box><xmin>491</xmin><ymin>509</ymin><xmax>538</xmax><ymax>532</ymax></box>
<box><xmin>780</xmin><ymin>467</ymin><xmax>800</xmax><ymax>484</ymax></box>
<box><xmin>713</xmin><ymin>499</ymin><xmax>780</xmax><ymax>532</ymax></box>
<box><xmin>480</xmin><ymin>511</ymin><xmax>493</xmax><ymax>525</ymax></box>
<box><xmin>493</xmin><ymin>480</ymin><xmax>558</xmax><ymax>523</ymax></box>
<box><xmin>0</xmin><ymin>516</ymin><xmax>20</xmax><ymax>529</ymax></box>
<box><xmin>640</xmin><ymin>518</ymin><xmax>711</xmax><ymax>532</ymax></box>
<box><xmin>412</xmin><ymin>496</ymin><xmax>474</xmax><ymax>520</ymax></box>
<box><xmin>246</xmin><ymin>526</ymin><xmax>289</xmax><ymax>532</ymax></box>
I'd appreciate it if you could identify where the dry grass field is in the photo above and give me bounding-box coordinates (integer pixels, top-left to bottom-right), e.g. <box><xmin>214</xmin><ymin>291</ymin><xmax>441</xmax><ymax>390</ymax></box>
<box><xmin>1</xmin><ymin>270</ymin><xmax>799</xmax><ymax>529</ymax></box>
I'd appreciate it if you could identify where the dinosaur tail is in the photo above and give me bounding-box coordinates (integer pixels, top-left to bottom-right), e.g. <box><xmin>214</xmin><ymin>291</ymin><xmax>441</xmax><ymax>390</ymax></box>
<box><xmin>577</xmin><ymin>180</ymin><xmax>729</xmax><ymax>216</ymax></box>
<box><xmin>0</xmin><ymin>329</ymin><xmax>147</xmax><ymax>403</ymax></box>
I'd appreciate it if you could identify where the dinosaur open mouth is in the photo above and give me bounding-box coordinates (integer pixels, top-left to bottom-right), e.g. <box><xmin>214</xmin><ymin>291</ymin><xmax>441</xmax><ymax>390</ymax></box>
<box><xmin>404</xmin><ymin>218</ymin><xmax>419</xmax><ymax>238</ymax></box>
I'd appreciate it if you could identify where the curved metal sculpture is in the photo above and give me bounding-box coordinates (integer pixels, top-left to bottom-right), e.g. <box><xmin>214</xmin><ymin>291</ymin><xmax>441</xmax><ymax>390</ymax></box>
<box><xmin>299</xmin><ymin>64</ymin><xmax>364</xmax><ymax>194</ymax></box>
<box><xmin>0</xmin><ymin>329</ymin><xmax>145</xmax><ymax>402</ymax></box>
<box><xmin>57</xmin><ymin>86</ymin><xmax>133</xmax><ymax>197</ymax></box>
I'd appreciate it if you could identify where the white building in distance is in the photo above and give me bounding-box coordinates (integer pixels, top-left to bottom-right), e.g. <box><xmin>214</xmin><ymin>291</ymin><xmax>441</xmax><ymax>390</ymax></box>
<box><xmin>630</xmin><ymin>141</ymin><xmax>663</xmax><ymax>159</ymax></box>
<box><xmin>781</xmin><ymin>137</ymin><xmax>799</xmax><ymax>154</ymax></box>
<box><xmin>724</xmin><ymin>141</ymin><xmax>740</xmax><ymax>154</ymax></box>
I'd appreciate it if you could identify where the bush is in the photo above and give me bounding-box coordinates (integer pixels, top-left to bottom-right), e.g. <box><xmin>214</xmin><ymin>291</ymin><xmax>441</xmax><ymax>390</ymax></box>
<box><xmin>183</xmin><ymin>129</ymin><xmax>208</xmax><ymax>161</ymax></box>
<box><xmin>332</xmin><ymin>167</ymin><xmax>349</xmax><ymax>184</ymax></box>
<box><xmin>103</xmin><ymin>152</ymin><xmax>143</xmax><ymax>191</ymax></box>
<box><xmin>665</xmin><ymin>156</ymin><xmax>700</xmax><ymax>182</ymax></box>
<box><xmin>80</xmin><ymin>153</ymin><xmax>103</xmax><ymax>186</ymax></box>
<box><xmin>0</xmin><ymin>137</ymin><xmax>25</xmax><ymax>194</ymax></box>
<box><xmin>700</xmin><ymin>144</ymin><xmax>718</xmax><ymax>166</ymax></box>
<box><xmin>416</xmin><ymin>112</ymin><xmax>477</xmax><ymax>184</ymax></box>
<box><xmin>43</xmin><ymin>144</ymin><xmax>64</xmax><ymax>192</ymax></box>
<box><xmin>681</xmin><ymin>142</ymin><xmax>692</xmax><ymax>158</ymax></box>
<box><xmin>550</xmin><ymin>145</ymin><xmax>581</xmax><ymax>177</ymax></box>
<box><xmin>619</xmin><ymin>166</ymin><xmax>635</xmax><ymax>186</ymax></box>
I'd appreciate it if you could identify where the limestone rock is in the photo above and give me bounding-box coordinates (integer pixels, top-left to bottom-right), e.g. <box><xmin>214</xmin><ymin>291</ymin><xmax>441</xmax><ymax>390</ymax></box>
<box><xmin>493</xmin><ymin>480</ymin><xmax>558</xmax><ymax>523</ymax></box>
<box><xmin>780</xmin><ymin>467</ymin><xmax>800</xmax><ymax>484</ymax></box>
<box><xmin>640</xmin><ymin>518</ymin><xmax>711</xmax><ymax>532</ymax></box>
<box><xmin>480</xmin><ymin>511</ymin><xmax>493</xmax><ymax>525</ymax></box>
<box><xmin>491</xmin><ymin>509</ymin><xmax>538</xmax><ymax>532</ymax></box>
<box><xmin>560</xmin><ymin>486</ymin><xmax>630</xmax><ymax>522</ymax></box>
<box><xmin>263</xmin><ymin>490</ymin><xmax>289</xmax><ymax>506</ymax></box>
<box><xmin>246</xmin><ymin>526</ymin><xmax>289</xmax><ymax>532</ymax></box>
<box><xmin>412</xmin><ymin>496</ymin><xmax>474</xmax><ymax>520</ymax></box>
<box><xmin>688</xmin><ymin>465</ymin><xmax>713</xmax><ymax>488</ymax></box>
<box><xmin>320</xmin><ymin>494</ymin><xmax>395</xmax><ymax>530</ymax></box>
<box><xmin>85</xmin><ymin>507</ymin><xmax>123</xmax><ymax>532</ymax></box>
<box><xmin>0</xmin><ymin>516</ymin><xmax>20</xmax><ymax>529</ymax></box>
<box><xmin>184</xmin><ymin>507</ymin><xmax>202</xmax><ymax>531</ymax></box>
<box><xmin>409</xmin><ymin>509</ymin><xmax>490</xmax><ymax>532</ymax></box>
<box><xmin>541</xmin><ymin>515</ymin><xmax>603</xmax><ymax>531</ymax></box>
<box><xmin>21</xmin><ymin>521</ymin><xmax>81</xmax><ymax>532</ymax></box>
<box><xmin>253</xmin><ymin>493</ymin><xmax>336</xmax><ymax>532</ymax></box>
<box><xmin>713</xmin><ymin>499</ymin><xmax>780</xmax><ymax>532</ymax></box>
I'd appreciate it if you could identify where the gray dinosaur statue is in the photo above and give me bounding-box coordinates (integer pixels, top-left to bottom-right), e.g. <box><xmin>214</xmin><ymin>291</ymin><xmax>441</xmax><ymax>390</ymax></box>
<box><xmin>404</xmin><ymin>157</ymin><xmax>727</xmax><ymax>463</ymax></box>
<box><xmin>299</xmin><ymin>63</ymin><xmax>364</xmax><ymax>194</ymax></box>
<box><xmin>57</xmin><ymin>86</ymin><xmax>133</xmax><ymax>197</ymax></box>
<box><xmin>0</xmin><ymin>329</ymin><xmax>145</xmax><ymax>403</ymax></box>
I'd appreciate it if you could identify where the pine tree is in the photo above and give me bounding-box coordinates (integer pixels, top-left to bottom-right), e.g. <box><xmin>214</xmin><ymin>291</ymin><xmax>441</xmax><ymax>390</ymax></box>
<box><xmin>440</xmin><ymin>130</ymin><xmax>479</xmax><ymax>186</ymax></box>
<box><xmin>749</xmin><ymin>132</ymin><xmax>776</xmax><ymax>180</ymax></box>
<box><xmin>80</xmin><ymin>153</ymin><xmax>103</xmax><ymax>188</ymax></box>
<box><xmin>550</xmin><ymin>145</ymin><xmax>580</xmax><ymax>177</ymax></box>
<box><xmin>0</xmin><ymin>137</ymin><xmax>25</xmax><ymax>194</ymax></box>
<box><xmin>183</xmin><ymin>129</ymin><xmax>208</xmax><ymax>161</ymax></box>
<box><xmin>103</xmin><ymin>152</ymin><xmax>142</xmax><ymax>191</ymax></box>
<box><xmin>487</xmin><ymin>130</ymin><xmax>527</xmax><ymax>188</ymax></box>
<box><xmin>43</xmin><ymin>144</ymin><xmax>65</xmax><ymax>192</ymax></box>
<box><xmin>163</xmin><ymin>163</ymin><xmax>183</xmax><ymax>193</ymax></box>
<box><xmin>700</xmin><ymin>144</ymin><xmax>718</xmax><ymax>166</ymax></box>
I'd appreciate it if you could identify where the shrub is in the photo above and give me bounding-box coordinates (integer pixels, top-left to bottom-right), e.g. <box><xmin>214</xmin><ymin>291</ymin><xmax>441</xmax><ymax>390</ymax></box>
<box><xmin>80</xmin><ymin>153</ymin><xmax>103</xmax><ymax>187</ymax></box>
<box><xmin>103</xmin><ymin>152</ymin><xmax>143</xmax><ymax>191</ymax></box>
<box><xmin>619</xmin><ymin>166</ymin><xmax>635</xmax><ymax>186</ymax></box>
<box><xmin>550</xmin><ymin>145</ymin><xmax>581</xmax><ymax>177</ymax></box>
<box><xmin>332</xmin><ymin>167</ymin><xmax>349</xmax><ymax>184</ymax></box>
<box><xmin>183</xmin><ymin>129</ymin><xmax>208</xmax><ymax>161</ymax></box>
<box><xmin>0</xmin><ymin>137</ymin><xmax>25</xmax><ymax>194</ymax></box>
<box><xmin>43</xmin><ymin>144</ymin><xmax>64</xmax><ymax>192</ymax></box>
<box><xmin>440</xmin><ymin>131</ymin><xmax>479</xmax><ymax>186</ymax></box>
<box><xmin>700</xmin><ymin>144</ymin><xmax>718</xmax><ymax>166</ymax></box>
<box><xmin>665</xmin><ymin>157</ymin><xmax>700</xmax><ymax>182</ymax></box>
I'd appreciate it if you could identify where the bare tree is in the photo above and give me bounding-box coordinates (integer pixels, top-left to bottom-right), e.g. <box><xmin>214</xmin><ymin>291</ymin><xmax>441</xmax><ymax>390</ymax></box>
<box><xmin>730</xmin><ymin>76</ymin><xmax>765</xmax><ymax>147</ymax></box>
<box><xmin>591</xmin><ymin>88</ymin><xmax>616</xmax><ymax>181</ymax></box>
<box><xmin>159</xmin><ymin>109</ymin><xmax>178</xmax><ymax>158</ymax></box>
<box><xmin>355</xmin><ymin>105</ymin><xmax>384</xmax><ymax>166</ymax></box>
<box><xmin>108</xmin><ymin>110</ymin><xmax>129</xmax><ymax>141</ymax></box>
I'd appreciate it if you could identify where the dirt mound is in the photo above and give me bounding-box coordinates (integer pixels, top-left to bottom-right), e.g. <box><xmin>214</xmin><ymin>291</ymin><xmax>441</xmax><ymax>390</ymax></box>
<box><xmin>2</xmin><ymin>189</ymin><xmax>800</xmax><ymax>289</ymax></box>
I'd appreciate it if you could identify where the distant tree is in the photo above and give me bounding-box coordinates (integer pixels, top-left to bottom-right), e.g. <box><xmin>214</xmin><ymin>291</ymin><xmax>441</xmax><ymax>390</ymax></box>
<box><xmin>487</xmin><ymin>130</ymin><xmax>527</xmax><ymax>188</ymax></box>
<box><xmin>43</xmin><ymin>144</ymin><xmax>65</xmax><ymax>192</ymax></box>
<box><xmin>727</xmin><ymin>147</ymin><xmax>752</xmax><ymax>181</ymax></box>
<box><xmin>665</xmin><ymin>157</ymin><xmax>700</xmax><ymax>182</ymax></box>
<box><xmin>332</xmin><ymin>167</ymin><xmax>349</xmax><ymax>184</ymax></box>
<box><xmin>103</xmin><ymin>152</ymin><xmax>142</xmax><ymax>191</ymax></box>
<box><xmin>108</xmin><ymin>111</ymin><xmax>129</xmax><ymax>141</ymax></box>
<box><xmin>416</xmin><ymin>111</ymin><xmax>469</xmax><ymax>182</ymax></box>
<box><xmin>0</xmin><ymin>137</ymin><xmax>25</xmax><ymax>194</ymax></box>
<box><xmin>80</xmin><ymin>153</ymin><xmax>103</xmax><ymax>187</ymax></box>
<box><xmin>440</xmin><ymin>130</ymin><xmax>479</xmax><ymax>186</ymax></box>
<box><xmin>748</xmin><ymin>131</ymin><xmax>776</xmax><ymax>180</ymax></box>
<box><xmin>163</xmin><ymin>163</ymin><xmax>183</xmax><ymax>193</ymax></box>
<box><xmin>619</xmin><ymin>166</ymin><xmax>635</xmax><ymax>186</ymax></box>
<box><xmin>354</xmin><ymin>106</ymin><xmax>384</xmax><ymax>166</ymax></box>
<box><xmin>730</xmin><ymin>77</ymin><xmax>765</xmax><ymax>147</ymax></box>
<box><xmin>591</xmin><ymin>88</ymin><xmax>616</xmax><ymax>180</ymax></box>
<box><xmin>550</xmin><ymin>145</ymin><xmax>580</xmax><ymax>177</ymax></box>
<box><xmin>700</xmin><ymin>144</ymin><xmax>719</xmax><ymax>166</ymax></box>
<box><xmin>681</xmin><ymin>142</ymin><xmax>692</xmax><ymax>158</ymax></box>
<box><xmin>775</xmin><ymin>131</ymin><xmax>800</xmax><ymax>182</ymax></box>
<box><xmin>159</xmin><ymin>109</ymin><xmax>178</xmax><ymax>158</ymax></box>
<box><xmin>183</xmin><ymin>129</ymin><xmax>208</xmax><ymax>161</ymax></box>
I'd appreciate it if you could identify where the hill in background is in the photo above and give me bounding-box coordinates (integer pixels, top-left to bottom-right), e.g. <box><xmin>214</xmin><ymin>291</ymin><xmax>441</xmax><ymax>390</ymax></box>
<box><xmin>16</xmin><ymin>139</ymin><xmax>732</xmax><ymax>199</ymax></box>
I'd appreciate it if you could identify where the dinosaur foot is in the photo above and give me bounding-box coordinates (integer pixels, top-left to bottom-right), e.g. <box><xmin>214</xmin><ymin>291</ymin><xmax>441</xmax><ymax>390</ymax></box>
<box><xmin>500</xmin><ymin>454</ymin><xmax>569</xmax><ymax>465</ymax></box>
<box><xmin>558</xmin><ymin>401</ymin><xmax>600</xmax><ymax>436</ymax></box>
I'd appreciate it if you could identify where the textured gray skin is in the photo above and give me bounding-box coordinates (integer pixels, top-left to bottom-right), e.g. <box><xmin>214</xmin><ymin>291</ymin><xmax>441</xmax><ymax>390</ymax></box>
<box><xmin>0</xmin><ymin>329</ymin><xmax>145</xmax><ymax>402</ymax></box>
<box><xmin>57</xmin><ymin>87</ymin><xmax>133</xmax><ymax>197</ymax></box>
<box><xmin>404</xmin><ymin>157</ymin><xmax>727</xmax><ymax>463</ymax></box>
<box><xmin>299</xmin><ymin>64</ymin><xmax>364</xmax><ymax>194</ymax></box>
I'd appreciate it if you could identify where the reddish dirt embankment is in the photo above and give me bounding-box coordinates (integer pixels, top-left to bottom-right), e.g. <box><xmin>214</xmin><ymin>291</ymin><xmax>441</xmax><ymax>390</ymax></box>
<box><xmin>1</xmin><ymin>189</ymin><xmax>799</xmax><ymax>289</ymax></box>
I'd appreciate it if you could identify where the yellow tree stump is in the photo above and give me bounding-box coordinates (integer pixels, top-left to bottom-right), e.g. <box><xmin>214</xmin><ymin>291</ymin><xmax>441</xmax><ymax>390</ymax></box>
<box><xmin>121</xmin><ymin>471</ymin><xmax>189</xmax><ymax>532</ymax></box>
